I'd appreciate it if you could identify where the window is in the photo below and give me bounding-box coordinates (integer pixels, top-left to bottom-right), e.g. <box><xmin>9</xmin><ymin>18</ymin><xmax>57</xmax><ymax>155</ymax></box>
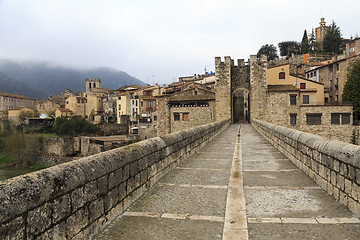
<box><xmin>290</xmin><ymin>95</ymin><xmax>297</xmax><ymax>106</ymax></box>
<box><xmin>279</xmin><ymin>72</ymin><xmax>286</xmax><ymax>79</ymax></box>
<box><xmin>336</xmin><ymin>63</ymin><xmax>339</xmax><ymax>71</ymax></box>
<box><xmin>118</xmin><ymin>105</ymin><xmax>121</xmax><ymax>110</ymax></box>
<box><xmin>146</xmin><ymin>101</ymin><xmax>153</xmax><ymax>107</ymax></box>
<box><xmin>325</xmin><ymin>97</ymin><xmax>329</xmax><ymax>104</ymax></box>
<box><xmin>310</xmin><ymin>72</ymin><xmax>313</xmax><ymax>77</ymax></box>
<box><xmin>174</xmin><ymin>113</ymin><xmax>180</xmax><ymax>121</ymax></box>
<box><xmin>314</xmin><ymin>71</ymin><xmax>317</xmax><ymax>76</ymax></box>
<box><xmin>153</xmin><ymin>115</ymin><xmax>157</xmax><ymax>121</ymax></box>
<box><xmin>331</xmin><ymin>113</ymin><xmax>340</xmax><ymax>124</ymax></box>
<box><xmin>118</xmin><ymin>96</ymin><xmax>121</xmax><ymax>100</ymax></box>
<box><xmin>331</xmin><ymin>113</ymin><xmax>351</xmax><ymax>124</ymax></box>
<box><xmin>300</xmin><ymin>83</ymin><xmax>306</xmax><ymax>89</ymax></box>
<box><xmin>303</xmin><ymin>95</ymin><xmax>309</xmax><ymax>104</ymax></box>
<box><xmin>306</xmin><ymin>113</ymin><xmax>322</xmax><ymax>125</ymax></box>
<box><xmin>141</xmin><ymin>101</ymin><xmax>143</xmax><ymax>107</ymax></box>
<box><xmin>307</xmin><ymin>73</ymin><xmax>310</xmax><ymax>78</ymax></box>
<box><xmin>182</xmin><ymin>112</ymin><xmax>190</xmax><ymax>121</ymax></box>
<box><xmin>290</xmin><ymin>114</ymin><xmax>297</xmax><ymax>125</ymax></box>
<box><xmin>342</xmin><ymin>114</ymin><xmax>350</xmax><ymax>124</ymax></box>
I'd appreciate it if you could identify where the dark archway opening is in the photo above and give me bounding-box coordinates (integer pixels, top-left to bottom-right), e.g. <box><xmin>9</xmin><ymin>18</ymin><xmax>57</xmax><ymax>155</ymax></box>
<box><xmin>232</xmin><ymin>89</ymin><xmax>249</xmax><ymax>123</ymax></box>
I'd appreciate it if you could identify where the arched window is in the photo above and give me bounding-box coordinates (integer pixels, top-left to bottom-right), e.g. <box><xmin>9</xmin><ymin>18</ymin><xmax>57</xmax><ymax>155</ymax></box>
<box><xmin>279</xmin><ymin>72</ymin><xmax>286</xmax><ymax>79</ymax></box>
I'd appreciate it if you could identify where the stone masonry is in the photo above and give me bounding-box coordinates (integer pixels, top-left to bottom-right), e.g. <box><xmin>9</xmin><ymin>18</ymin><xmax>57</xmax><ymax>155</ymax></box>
<box><xmin>0</xmin><ymin>120</ymin><xmax>229</xmax><ymax>239</ymax></box>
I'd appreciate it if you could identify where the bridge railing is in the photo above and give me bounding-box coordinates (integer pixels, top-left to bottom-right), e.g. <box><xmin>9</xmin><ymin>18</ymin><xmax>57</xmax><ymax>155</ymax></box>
<box><xmin>0</xmin><ymin>119</ymin><xmax>230</xmax><ymax>239</ymax></box>
<box><xmin>251</xmin><ymin>119</ymin><xmax>360</xmax><ymax>217</ymax></box>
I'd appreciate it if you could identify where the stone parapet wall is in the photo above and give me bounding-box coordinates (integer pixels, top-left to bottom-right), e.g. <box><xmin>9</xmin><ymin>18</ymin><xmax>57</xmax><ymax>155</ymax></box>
<box><xmin>354</xmin><ymin>126</ymin><xmax>360</xmax><ymax>146</ymax></box>
<box><xmin>0</xmin><ymin>119</ymin><xmax>230</xmax><ymax>239</ymax></box>
<box><xmin>251</xmin><ymin>119</ymin><xmax>360</xmax><ymax>217</ymax></box>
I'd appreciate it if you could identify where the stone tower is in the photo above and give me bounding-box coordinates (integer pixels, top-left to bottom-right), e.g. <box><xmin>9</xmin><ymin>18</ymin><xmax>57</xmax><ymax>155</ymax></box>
<box><xmin>315</xmin><ymin>18</ymin><xmax>330</xmax><ymax>51</ymax></box>
<box><xmin>215</xmin><ymin>56</ymin><xmax>232</xmax><ymax>122</ymax></box>
<box><xmin>86</xmin><ymin>78</ymin><xmax>101</xmax><ymax>92</ymax></box>
<box><xmin>249</xmin><ymin>55</ymin><xmax>267</xmax><ymax>120</ymax></box>
<box><xmin>215</xmin><ymin>56</ymin><xmax>251</xmax><ymax>123</ymax></box>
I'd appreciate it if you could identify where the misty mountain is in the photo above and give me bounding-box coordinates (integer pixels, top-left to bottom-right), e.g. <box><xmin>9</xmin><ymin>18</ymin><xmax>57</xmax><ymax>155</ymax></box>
<box><xmin>0</xmin><ymin>60</ymin><xmax>146</xmax><ymax>99</ymax></box>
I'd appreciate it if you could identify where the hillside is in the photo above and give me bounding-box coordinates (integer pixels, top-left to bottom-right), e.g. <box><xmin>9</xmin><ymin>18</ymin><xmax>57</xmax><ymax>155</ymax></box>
<box><xmin>0</xmin><ymin>60</ymin><xmax>146</xmax><ymax>99</ymax></box>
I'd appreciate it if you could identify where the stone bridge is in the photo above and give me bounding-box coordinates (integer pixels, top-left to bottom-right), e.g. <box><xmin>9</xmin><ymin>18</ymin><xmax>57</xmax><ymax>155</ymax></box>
<box><xmin>0</xmin><ymin>120</ymin><xmax>359</xmax><ymax>239</ymax></box>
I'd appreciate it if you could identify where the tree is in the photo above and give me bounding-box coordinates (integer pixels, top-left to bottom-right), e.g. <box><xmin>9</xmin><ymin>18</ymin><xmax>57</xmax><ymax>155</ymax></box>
<box><xmin>300</xmin><ymin>30</ymin><xmax>309</xmax><ymax>54</ymax></box>
<box><xmin>308</xmin><ymin>28</ymin><xmax>319</xmax><ymax>52</ymax></box>
<box><xmin>342</xmin><ymin>59</ymin><xmax>360</xmax><ymax>124</ymax></box>
<box><xmin>278</xmin><ymin>41</ymin><xmax>301</xmax><ymax>57</ymax></box>
<box><xmin>257</xmin><ymin>44</ymin><xmax>278</xmax><ymax>61</ymax></box>
<box><xmin>52</xmin><ymin>116</ymin><xmax>100</xmax><ymax>136</ymax></box>
<box><xmin>323</xmin><ymin>21</ymin><xmax>343</xmax><ymax>54</ymax></box>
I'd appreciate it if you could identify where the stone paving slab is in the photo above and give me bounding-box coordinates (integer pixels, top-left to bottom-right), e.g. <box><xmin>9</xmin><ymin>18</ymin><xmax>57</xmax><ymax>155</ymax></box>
<box><xmin>243</xmin><ymin>170</ymin><xmax>319</xmax><ymax>187</ymax></box>
<box><xmin>159</xmin><ymin>168</ymin><xmax>230</xmax><ymax>186</ymax></box>
<box><xmin>95</xmin><ymin>216</ymin><xmax>224</xmax><ymax>240</ymax></box>
<box><xmin>248</xmin><ymin>223</ymin><xmax>360</xmax><ymax>240</ymax></box>
<box><xmin>242</xmin><ymin>159</ymin><xmax>298</xmax><ymax>171</ymax></box>
<box><xmin>245</xmin><ymin>189</ymin><xmax>355</xmax><ymax>218</ymax></box>
<box><xmin>242</xmin><ymin>152</ymin><xmax>286</xmax><ymax>160</ymax></box>
<box><xmin>128</xmin><ymin>185</ymin><xmax>227</xmax><ymax>217</ymax></box>
<box><xmin>179</xmin><ymin>159</ymin><xmax>233</xmax><ymax>170</ymax></box>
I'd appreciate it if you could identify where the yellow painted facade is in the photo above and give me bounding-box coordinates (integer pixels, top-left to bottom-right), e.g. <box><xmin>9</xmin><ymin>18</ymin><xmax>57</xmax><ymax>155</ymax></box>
<box><xmin>267</xmin><ymin>64</ymin><xmax>324</xmax><ymax>105</ymax></box>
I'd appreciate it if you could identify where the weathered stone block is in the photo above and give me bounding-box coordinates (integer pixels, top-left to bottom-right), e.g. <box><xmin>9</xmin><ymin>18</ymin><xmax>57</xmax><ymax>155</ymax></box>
<box><xmin>83</xmin><ymin>181</ymin><xmax>99</xmax><ymax>203</ymax></box>
<box><xmin>97</xmin><ymin>175</ymin><xmax>108</xmax><ymax>195</ymax></box>
<box><xmin>89</xmin><ymin>197</ymin><xmax>104</xmax><ymax>222</ymax></box>
<box><xmin>345</xmin><ymin>179</ymin><xmax>352</xmax><ymax>195</ymax></box>
<box><xmin>348</xmin><ymin>165</ymin><xmax>356</xmax><ymax>181</ymax></box>
<box><xmin>66</xmin><ymin>207</ymin><xmax>89</xmax><ymax>239</ymax></box>
<box><xmin>104</xmin><ymin>187</ymin><xmax>119</xmax><ymax>213</ymax></box>
<box><xmin>129</xmin><ymin>162</ymin><xmax>138</xmax><ymax>177</ymax></box>
<box><xmin>336</xmin><ymin>174</ymin><xmax>345</xmax><ymax>191</ymax></box>
<box><xmin>108</xmin><ymin>169</ymin><xmax>123</xmax><ymax>190</ymax></box>
<box><xmin>71</xmin><ymin>187</ymin><xmax>84</xmax><ymax>212</ymax></box>
<box><xmin>352</xmin><ymin>183</ymin><xmax>359</xmax><ymax>201</ymax></box>
<box><xmin>123</xmin><ymin>164</ymin><xmax>130</xmax><ymax>181</ymax></box>
<box><xmin>339</xmin><ymin>162</ymin><xmax>348</xmax><ymax>176</ymax></box>
<box><xmin>0</xmin><ymin>216</ymin><xmax>24</xmax><ymax>240</ymax></box>
<box><xmin>331</xmin><ymin>171</ymin><xmax>337</xmax><ymax>185</ymax></box>
<box><xmin>333</xmin><ymin>160</ymin><xmax>340</xmax><ymax>172</ymax></box>
<box><xmin>52</xmin><ymin>194</ymin><xmax>71</xmax><ymax>224</ymax></box>
<box><xmin>37</xmin><ymin>221</ymin><xmax>67</xmax><ymax>240</ymax></box>
<box><xmin>27</xmin><ymin>202</ymin><xmax>52</xmax><ymax>236</ymax></box>
<box><xmin>118</xmin><ymin>182</ymin><xmax>126</xmax><ymax>201</ymax></box>
<box><xmin>138</xmin><ymin>158</ymin><xmax>148</xmax><ymax>171</ymax></box>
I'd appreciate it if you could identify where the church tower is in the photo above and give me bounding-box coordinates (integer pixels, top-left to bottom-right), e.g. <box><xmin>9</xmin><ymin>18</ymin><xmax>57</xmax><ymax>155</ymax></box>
<box><xmin>86</xmin><ymin>78</ymin><xmax>101</xmax><ymax>92</ymax></box>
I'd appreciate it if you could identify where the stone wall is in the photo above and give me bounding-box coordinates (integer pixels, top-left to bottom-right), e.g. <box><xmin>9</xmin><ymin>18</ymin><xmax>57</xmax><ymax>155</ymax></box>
<box><xmin>354</xmin><ymin>126</ymin><xmax>360</xmax><ymax>145</ymax></box>
<box><xmin>170</xmin><ymin>102</ymin><xmax>215</xmax><ymax>133</ymax></box>
<box><xmin>100</xmin><ymin>124</ymin><xmax>128</xmax><ymax>135</ymax></box>
<box><xmin>252</xmin><ymin>119</ymin><xmax>360</xmax><ymax>217</ymax></box>
<box><xmin>263</xmin><ymin>91</ymin><xmax>354</xmax><ymax>143</ymax></box>
<box><xmin>0</xmin><ymin>119</ymin><xmax>230</xmax><ymax>239</ymax></box>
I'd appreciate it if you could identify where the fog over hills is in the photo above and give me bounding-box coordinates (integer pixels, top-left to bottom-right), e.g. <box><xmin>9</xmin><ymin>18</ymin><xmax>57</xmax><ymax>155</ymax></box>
<box><xmin>0</xmin><ymin>60</ymin><xmax>146</xmax><ymax>99</ymax></box>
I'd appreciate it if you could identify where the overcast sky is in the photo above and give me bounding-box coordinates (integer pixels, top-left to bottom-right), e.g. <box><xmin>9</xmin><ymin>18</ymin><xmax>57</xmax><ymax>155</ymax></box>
<box><xmin>0</xmin><ymin>0</ymin><xmax>359</xmax><ymax>85</ymax></box>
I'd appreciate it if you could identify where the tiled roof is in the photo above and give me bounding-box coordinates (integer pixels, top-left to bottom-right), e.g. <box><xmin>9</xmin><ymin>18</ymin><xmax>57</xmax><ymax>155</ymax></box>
<box><xmin>267</xmin><ymin>85</ymin><xmax>298</xmax><ymax>92</ymax></box>
<box><xmin>0</xmin><ymin>92</ymin><xmax>34</xmax><ymax>100</ymax></box>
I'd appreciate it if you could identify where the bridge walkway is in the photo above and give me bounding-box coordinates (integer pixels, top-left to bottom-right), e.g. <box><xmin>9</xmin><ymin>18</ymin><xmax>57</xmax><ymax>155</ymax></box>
<box><xmin>94</xmin><ymin>123</ymin><xmax>360</xmax><ymax>239</ymax></box>
<box><xmin>242</xmin><ymin>124</ymin><xmax>360</xmax><ymax>240</ymax></box>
